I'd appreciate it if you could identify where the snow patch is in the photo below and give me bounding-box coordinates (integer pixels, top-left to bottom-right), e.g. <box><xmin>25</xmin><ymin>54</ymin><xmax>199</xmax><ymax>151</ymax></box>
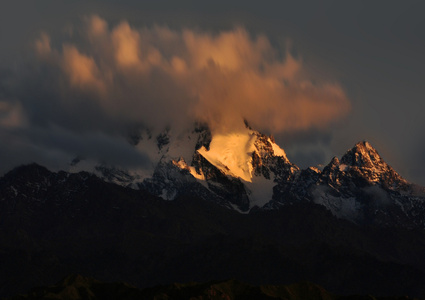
<box><xmin>10</xmin><ymin>186</ymin><xmax>18</xmax><ymax>196</ymax></box>
<box><xmin>245</xmin><ymin>175</ymin><xmax>276</xmax><ymax>208</ymax></box>
<box><xmin>229</xmin><ymin>203</ymin><xmax>250</xmax><ymax>214</ymax></box>
<box><xmin>188</xmin><ymin>166</ymin><xmax>206</xmax><ymax>181</ymax></box>
<box><xmin>339</xmin><ymin>164</ymin><xmax>348</xmax><ymax>172</ymax></box>
<box><xmin>312</xmin><ymin>186</ymin><xmax>361</xmax><ymax>220</ymax></box>
<box><xmin>173</xmin><ymin>158</ymin><xmax>207</xmax><ymax>183</ymax></box>
<box><xmin>270</xmin><ymin>139</ymin><xmax>287</xmax><ymax>159</ymax></box>
<box><xmin>197</xmin><ymin>128</ymin><xmax>256</xmax><ymax>182</ymax></box>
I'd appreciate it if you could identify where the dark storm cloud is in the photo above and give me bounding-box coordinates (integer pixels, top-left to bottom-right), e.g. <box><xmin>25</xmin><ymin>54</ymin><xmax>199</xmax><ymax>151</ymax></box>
<box><xmin>0</xmin><ymin>125</ymin><xmax>149</xmax><ymax>174</ymax></box>
<box><xmin>403</xmin><ymin>137</ymin><xmax>425</xmax><ymax>187</ymax></box>
<box><xmin>3</xmin><ymin>61</ymin><xmax>124</xmax><ymax>132</ymax></box>
<box><xmin>274</xmin><ymin>129</ymin><xmax>333</xmax><ymax>169</ymax></box>
<box><xmin>25</xmin><ymin>126</ymin><xmax>150</xmax><ymax>167</ymax></box>
<box><xmin>0</xmin><ymin>58</ymin><xmax>151</xmax><ymax>174</ymax></box>
<box><xmin>287</xmin><ymin>148</ymin><xmax>327</xmax><ymax>170</ymax></box>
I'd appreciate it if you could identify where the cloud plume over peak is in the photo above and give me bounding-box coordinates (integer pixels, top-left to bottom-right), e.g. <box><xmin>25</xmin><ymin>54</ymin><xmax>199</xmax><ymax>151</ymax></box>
<box><xmin>0</xmin><ymin>15</ymin><xmax>351</xmax><ymax>174</ymax></box>
<box><xmin>32</xmin><ymin>15</ymin><xmax>350</xmax><ymax>134</ymax></box>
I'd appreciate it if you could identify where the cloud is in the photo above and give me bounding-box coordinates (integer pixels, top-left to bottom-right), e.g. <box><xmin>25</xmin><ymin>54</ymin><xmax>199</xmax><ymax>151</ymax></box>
<box><xmin>182</xmin><ymin>27</ymin><xmax>270</xmax><ymax>71</ymax></box>
<box><xmin>87</xmin><ymin>15</ymin><xmax>108</xmax><ymax>37</ymax></box>
<box><xmin>25</xmin><ymin>125</ymin><xmax>150</xmax><ymax>167</ymax></box>
<box><xmin>0</xmin><ymin>15</ymin><xmax>351</xmax><ymax>172</ymax></box>
<box><xmin>0</xmin><ymin>100</ymin><xmax>27</xmax><ymax>128</ymax></box>
<box><xmin>61</xmin><ymin>45</ymin><xmax>105</xmax><ymax>92</ymax></box>
<box><xmin>361</xmin><ymin>186</ymin><xmax>392</xmax><ymax>207</ymax></box>
<box><xmin>35</xmin><ymin>32</ymin><xmax>51</xmax><ymax>56</ymax></box>
<box><xmin>31</xmin><ymin>15</ymin><xmax>350</xmax><ymax>134</ymax></box>
<box><xmin>112</xmin><ymin>22</ymin><xmax>143</xmax><ymax>68</ymax></box>
<box><xmin>0</xmin><ymin>125</ymin><xmax>150</xmax><ymax>176</ymax></box>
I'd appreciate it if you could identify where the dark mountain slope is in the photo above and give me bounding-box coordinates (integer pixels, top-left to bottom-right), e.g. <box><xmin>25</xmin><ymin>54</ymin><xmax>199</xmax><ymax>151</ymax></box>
<box><xmin>1</xmin><ymin>164</ymin><xmax>425</xmax><ymax>297</ymax></box>
<box><xmin>7</xmin><ymin>274</ymin><xmax>420</xmax><ymax>300</ymax></box>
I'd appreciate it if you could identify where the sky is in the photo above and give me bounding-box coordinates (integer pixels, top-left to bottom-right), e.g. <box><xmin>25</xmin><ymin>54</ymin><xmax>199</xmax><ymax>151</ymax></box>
<box><xmin>1</xmin><ymin>0</ymin><xmax>425</xmax><ymax>185</ymax></box>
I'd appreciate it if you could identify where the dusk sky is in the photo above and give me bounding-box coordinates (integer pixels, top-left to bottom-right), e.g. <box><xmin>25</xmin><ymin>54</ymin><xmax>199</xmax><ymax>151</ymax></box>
<box><xmin>1</xmin><ymin>1</ymin><xmax>425</xmax><ymax>185</ymax></box>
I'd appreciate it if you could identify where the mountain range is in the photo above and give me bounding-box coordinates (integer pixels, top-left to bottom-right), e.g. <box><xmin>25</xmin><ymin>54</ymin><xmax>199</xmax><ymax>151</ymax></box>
<box><xmin>71</xmin><ymin>122</ymin><xmax>425</xmax><ymax>229</ymax></box>
<box><xmin>1</xmin><ymin>122</ymin><xmax>425</xmax><ymax>298</ymax></box>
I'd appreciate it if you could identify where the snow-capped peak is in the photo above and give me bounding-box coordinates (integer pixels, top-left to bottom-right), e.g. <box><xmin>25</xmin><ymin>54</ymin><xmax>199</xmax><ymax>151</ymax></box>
<box><xmin>338</xmin><ymin>141</ymin><xmax>407</xmax><ymax>186</ymax></box>
<box><xmin>197</xmin><ymin>129</ymin><xmax>255</xmax><ymax>182</ymax></box>
<box><xmin>341</xmin><ymin>141</ymin><xmax>382</xmax><ymax>169</ymax></box>
<box><xmin>196</xmin><ymin>126</ymin><xmax>289</xmax><ymax>182</ymax></box>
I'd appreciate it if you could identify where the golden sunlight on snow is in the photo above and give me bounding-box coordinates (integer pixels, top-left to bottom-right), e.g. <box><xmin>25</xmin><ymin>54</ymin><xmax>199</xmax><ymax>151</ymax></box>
<box><xmin>197</xmin><ymin>130</ymin><xmax>256</xmax><ymax>182</ymax></box>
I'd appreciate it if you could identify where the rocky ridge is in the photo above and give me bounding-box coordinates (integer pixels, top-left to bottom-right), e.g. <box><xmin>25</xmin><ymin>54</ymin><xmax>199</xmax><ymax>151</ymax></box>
<box><xmin>3</xmin><ymin>123</ymin><xmax>425</xmax><ymax>228</ymax></box>
<box><xmin>98</xmin><ymin>124</ymin><xmax>425</xmax><ymax>229</ymax></box>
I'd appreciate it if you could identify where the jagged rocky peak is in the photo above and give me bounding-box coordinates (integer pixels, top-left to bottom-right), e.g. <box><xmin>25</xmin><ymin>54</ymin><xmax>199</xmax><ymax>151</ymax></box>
<box><xmin>124</xmin><ymin>125</ymin><xmax>154</xmax><ymax>146</ymax></box>
<box><xmin>320</xmin><ymin>156</ymin><xmax>341</xmax><ymax>182</ymax></box>
<box><xmin>2</xmin><ymin>163</ymin><xmax>52</xmax><ymax>183</ymax></box>
<box><xmin>327</xmin><ymin>156</ymin><xmax>340</xmax><ymax>169</ymax></box>
<box><xmin>339</xmin><ymin>141</ymin><xmax>407</xmax><ymax>186</ymax></box>
<box><xmin>252</xmin><ymin>130</ymin><xmax>289</xmax><ymax>163</ymax></box>
<box><xmin>156</xmin><ymin>126</ymin><xmax>171</xmax><ymax>150</ymax></box>
<box><xmin>194</xmin><ymin>120</ymin><xmax>294</xmax><ymax>183</ymax></box>
<box><xmin>242</xmin><ymin>119</ymin><xmax>289</xmax><ymax>161</ymax></box>
<box><xmin>193</xmin><ymin>122</ymin><xmax>212</xmax><ymax>151</ymax></box>
<box><xmin>341</xmin><ymin>141</ymin><xmax>383</xmax><ymax>169</ymax></box>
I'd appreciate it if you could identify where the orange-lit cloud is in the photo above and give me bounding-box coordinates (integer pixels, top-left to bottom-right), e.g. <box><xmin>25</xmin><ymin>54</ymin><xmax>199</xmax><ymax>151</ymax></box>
<box><xmin>0</xmin><ymin>101</ymin><xmax>26</xmax><ymax>128</ymax></box>
<box><xmin>87</xmin><ymin>15</ymin><xmax>108</xmax><ymax>37</ymax></box>
<box><xmin>111</xmin><ymin>22</ymin><xmax>142</xmax><ymax>68</ymax></box>
<box><xmin>182</xmin><ymin>28</ymin><xmax>271</xmax><ymax>71</ymax></box>
<box><xmin>61</xmin><ymin>45</ymin><xmax>105</xmax><ymax>93</ymax></box>
<box><xmin>35</xmin><ymin>32</ymin><xmax>51</xmax><ymax>56</ymax></box>
<box><xmin>34</xmin><ymin>15</ymin><xmax>351</xmax><ymax>135</ymax></box>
